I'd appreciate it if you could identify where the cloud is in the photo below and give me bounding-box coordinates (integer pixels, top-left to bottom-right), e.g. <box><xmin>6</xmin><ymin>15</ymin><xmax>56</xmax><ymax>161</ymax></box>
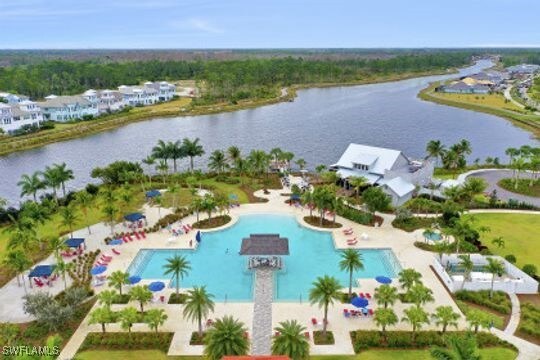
<box><xmin>169</xmin><ymin>18</ymin><xmax>224</xmax><ymax>34</ymax></box>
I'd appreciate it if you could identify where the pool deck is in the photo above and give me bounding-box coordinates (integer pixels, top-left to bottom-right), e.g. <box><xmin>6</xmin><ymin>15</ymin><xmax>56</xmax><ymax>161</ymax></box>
<box><xmin>2</xmin><ymin>179</ymin><xmax>509</xmax><ymax>358</ymax></box>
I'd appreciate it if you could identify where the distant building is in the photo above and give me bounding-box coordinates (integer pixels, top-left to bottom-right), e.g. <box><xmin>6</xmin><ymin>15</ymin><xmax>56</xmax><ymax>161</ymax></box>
<box><xmin>330</xmin><ymin>143</ymin><xmax>433</xmax><ymax>206</ymax></box>
<box><xmin>0</xmin><ymin>92</ymin><xmax>30</xmax><ymax>104</ymax></box>
<box><xmin>143</xmin><ymin>81</ymin><xmax>176</xmax><ymax>101</ymax></box>
<box><xmin>507</xmin><ymin>64</ymin><xmax>540</xmax><ymax>76</ymax></box>
<box><xmin>37</xmin><ymin>95</ymin><xmax>98</xmax><ymax>122</ymax></box>
<box><xmin>438</xmin><ymin>81</ymin><xmax>490</xmax><ymax>94</ymax></box>
<box><xmin>0</xmin><ymin>100</ymin><xmax>44</xmax><ymax>134</ymax></box>
<box><xmin>83</xmin><ymin>89</ymin><xmax>125</xmax><ymax>114</ymax></box>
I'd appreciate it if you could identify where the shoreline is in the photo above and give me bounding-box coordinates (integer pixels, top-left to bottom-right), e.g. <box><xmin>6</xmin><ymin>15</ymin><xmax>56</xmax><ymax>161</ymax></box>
<box><xmin>418</xmin><ymin>83</ymin><xmax>540</xmax><ymax>139</ymax></box>
<box><xmin>0</xmin><ymin>68</ymin><xmax>457</xmax><ymax>157</ymax></box>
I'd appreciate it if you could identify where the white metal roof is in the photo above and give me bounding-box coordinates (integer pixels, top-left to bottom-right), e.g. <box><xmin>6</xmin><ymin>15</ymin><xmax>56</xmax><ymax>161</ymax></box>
<box><xmin>382</xmin><ymin>176</ymin><xmax>415</xmax><ymax>197</ymax></box>
<box><xmin>334</xmin><ymin>143</ymin><xmax>404</xmax><ymax>175</ymax></box>
<box><xmin>336</xmin><ymin>169</ymin><xmax>381</xmax><ymax>184</ymax></box>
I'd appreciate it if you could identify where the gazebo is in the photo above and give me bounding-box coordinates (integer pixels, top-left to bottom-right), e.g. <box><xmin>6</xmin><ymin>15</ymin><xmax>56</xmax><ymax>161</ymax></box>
<box><xmin>124</xmin><ymin>212</ymin><xmax>146</xmax><ymax>222</ymax></box>
<box><xmin>240</xmin><ymin>234</ymin><xmax>289</xmax><ymax>269</ymax></box>
<box><xmin>145</xmin><ymin>190</ymin><xmax>161</xmax><ymax>199</ymax></box>
<box><xmin>28</xmin><ymin>265</ymin><xmax>56</xmax><ymax>287</ymax></box>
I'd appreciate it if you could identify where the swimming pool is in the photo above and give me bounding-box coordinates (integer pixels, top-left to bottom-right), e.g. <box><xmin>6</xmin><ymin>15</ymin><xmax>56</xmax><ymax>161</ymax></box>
<box><xmin>128</xmin><ymin>214</ymin><xmax>402</xmax><ymax>301</ymax></box>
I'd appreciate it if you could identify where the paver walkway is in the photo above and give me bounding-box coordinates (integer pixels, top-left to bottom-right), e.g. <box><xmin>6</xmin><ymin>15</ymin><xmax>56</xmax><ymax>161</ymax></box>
<box><xmin>251</xmin><ymin>268</ymin><xmax>273</xmax><ymax>355</ymax></box>
<box><xmin>505</xmin><ymin>293</ymin><xmax>521</xmax><ymax>335</ymax></box>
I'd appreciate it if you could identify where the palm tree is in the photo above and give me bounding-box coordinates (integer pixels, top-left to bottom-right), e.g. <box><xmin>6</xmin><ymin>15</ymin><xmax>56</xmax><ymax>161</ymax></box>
<box><xmin>89</xmin><ymin>306</ymin><xmax>113</xmax><ymax>333</ymax></box>
<box><xmin>142</xmin><ymin>155</ymin><xmax>156</xmax><ymax>185</ymax></box>
<box><xmin>271</xmin><ymin>320</ymin><xmax>309</xmax><ymax>360</ymax></box>
<box><xmin>169</xmin><ymin>140</ymin><xmax>185</xmax><ymax>173</ymax></box>
<box><xmin>248</xmin><ymin>150</ymin><xmax>270</xmax><ymax>177</ymax></box>
<box><xmin>6</xmin><ymin>215</ymin><xmax>37</xmax><ymax>252</ymax></box>
<box><xmin>373</xmin><ymin>308</ymin><xmax>398</xmax><ymax>335</ymax></box>
<box><xmin>309</xmin><ymin>275</ymin><xmax>342</xmax><ymax>336</ymax></box>
<box><xmin>102</xmin><ymin>203</ymin><xmax>119</xmax><ymax>235</ymax></box>
<box><xmin>53</xmin><ymin>259</ymin><xmax>73</xmax><ymax>290</ymax></box>
<box><xmin>300</xmin><ymin>191</ymin><xmax>315</xmax><ymax>217</ymax></box>
<box><xmin>75</xmin><ymin>190</ymin><xmax>94</xmax><ymax>234</ymax></box>
<box><xmin>191</xmin><ymin>196</ymin><xmax>204</xmax><ymax>222</ymax></box>
<box><xmin>338</xmin><ymin>249</ymin><xmax>364</xmax><ymax>298</ymax></box>
<box><xmin>183</xmin><ymin>286</ymin><xmax>215</xmax><ymax>337</ymax></box>
<box><xmin>486</xmin><ymin>257</ymin><xmax>505</xmax><ymax>298</ymax></box>
<box><xmin>59</xmin><ymin>205</ymin><xmax>79</xmax><ymax>238</ymax></box>
<box><xmin>458</xmin><ymin>254</ymin><xmax>474</xmax><ymax>290</ymax></box>
<box><xmin>17</xmin><ymin>172</ymin><xmax>45</xmax><ymax>202</ymax></box>
<box><xmin>182</xmin><ymin>137</ymin><xmax>205</xmax><ymax>172</ymax></box>
<box><xmin>406</xmin><ymin>283</ymin><xmax>434</xmax><ymax>308</ymax></box>
<box><xmin>466</xmin><ymin>309</ymin><xmax>487</xmax><ymax>333</ymax></box>
<box><xmin>431</xmin><ymin>333</ymin><xmax>481</xmax><ymax>360</ymax></box>
<box><xmin>426</xmin><ymin>140</ymin><xmax>446</xmax><ymax>166</ymax></box>
<box><xmin>3</xmin><ymin>250</ymin><xmax>31</xmax><ymax>291</ymax></box>
<box><xmin>398</xmin><ymin>268</ymin><xmax>422</xmax><ymax>292</ymax></box>
<box><xmin>227</xmin><ymin>146</ymin><xmax>241</xmax><ymax>166</ymax></box>
<box><xmin>48</xmin><ymin>236</ymin><xmax>67</xmax><ymax>259</ymax></box>
<box><xmin>348</xmin><ymin>176</ymin><xmax>368</xmax><ymax>201</ymax></box>
<box><xmin>156</xmin><ymin>159</ymin><xmax>169</xmax><ymax>177</ymax></box>
<box><xmin>203</xmin><ymin>316</ymin><xmax>249</xmax><ymax>360</ymax></box>
<box><xmin>431</xmin><ymin>305</ymin><xmax>460</xmax><ymax>333</ymax></box>
<box><xmin>455</xmin><ymin>139</ymin><xmax>472</xmax><ymax>157</ymax></box>
<box><xmin>129</xmin><ymin>285</ymin><xmax>153</xmax><ymax>313</ymax></box>
<box><xmin>208</xmin><ymin>150</ymin><xmax>228</xmax><ymax>173</ymax></box>
<box><xmin>270</xmin><ymin>147</ymin><xmax>283</xmax><ymax>162</ymax></box>
<box><xmin>163</xmin><ymin>254</ymin><xmax>191</xmax><ymax>296</ymax></box>
<box><xmin>119</xmin><ymin>307</ymin><xmax>139</xmax><ymax>333</ymax></box>
<box><xmin>295</xmin><ymin>158</ymin><xmax>306</xmax><ymax>170</ymax></box>
<box><xmin>145</xmin><ymin>308</ymin><xmax>168</xmax><ymax>333</ymax></box>
<box><xmin>491</xmin><ymin>236</ymin><xmax>505</xmax><ymax>249</ymax></box>
<box><xmin>401</xmin><ymin>306</ymin><xmax>430</xmax><ymax>340</ymax></box>
<box><xmin>54</xmin><ymin>163</ymin><xmax>74</xmax><ymax>197</ymax></box>
<box><xmin>374</xmin><ymin>284</ymin><xmax>398</xmax><ymax>309</ymax></box>
<box><xmin>108</xmin><ymin>270</ymin><xmax>129</xmax><ymax>296</ymax></box>
<box><xmin>234</xmin><ymin>158</ymin><xmax>250</xmax><ymax>184</ymax></box>
<box><xmin>152</xmin><ymin>139</ymin><xmax>171</xmax><ymax>165</ymax></box>
<box><xmin>98</xmin><ymin>289</ymin><xmax>118</xmax><ymax>309</ymax></box>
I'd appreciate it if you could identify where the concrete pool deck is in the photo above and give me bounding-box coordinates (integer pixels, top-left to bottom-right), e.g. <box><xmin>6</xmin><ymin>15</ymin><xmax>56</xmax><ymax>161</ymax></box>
<box><xmin>2</xmin><ymin>179</ymin><xmax>513</xmax><ymax>358</ymax></box>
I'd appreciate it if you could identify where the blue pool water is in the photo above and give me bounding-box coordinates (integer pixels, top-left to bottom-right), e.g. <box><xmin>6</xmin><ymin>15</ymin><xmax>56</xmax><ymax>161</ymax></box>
<box><xmin>128</xmin><ymin>214</ymin><xmax>402</xmax><ymax>301</ymax></box>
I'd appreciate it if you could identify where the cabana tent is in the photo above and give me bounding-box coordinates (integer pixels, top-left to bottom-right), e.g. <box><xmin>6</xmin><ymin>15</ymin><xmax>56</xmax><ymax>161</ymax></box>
<box><xmin>124</xmin><ymin>213</ymin><xmax>147</xmax><ymax>223</ymax></box>
<box><xmin>146</xmin><ymin>190</ymin><xmax>161</xmax><ymax>198</ymax></box>
<box><xmin>64</xmin><ymin>238</ymin><xmax>86</xmax><ymax>249</ymax></box>
<box><xmin>28</xmin><ymin>265</ymin><xmax>56</xmax><ymax>287</ymax></box>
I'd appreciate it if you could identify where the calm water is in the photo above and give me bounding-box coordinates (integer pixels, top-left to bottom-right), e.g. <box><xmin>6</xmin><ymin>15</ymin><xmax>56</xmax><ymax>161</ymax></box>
<box><xmin>127</xmin><ymin>214</ymin><xmax>401</xmax><ymax>301</ymax></box>
<box><xmin>0</xmin><ymin>60</ymin><xmax>538</xmax><ymax>204</ymax></box>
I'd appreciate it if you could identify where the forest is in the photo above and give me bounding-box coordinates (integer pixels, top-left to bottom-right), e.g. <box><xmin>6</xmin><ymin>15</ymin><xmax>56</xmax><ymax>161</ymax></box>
<box><xmin>0</xmin><ymin>52</ymin><xmax>474</xmax><ymax>103</ymax></box>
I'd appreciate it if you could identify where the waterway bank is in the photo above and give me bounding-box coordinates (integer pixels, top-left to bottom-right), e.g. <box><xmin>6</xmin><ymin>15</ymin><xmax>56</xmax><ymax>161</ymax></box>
<box><xmin>0</xmin><ymin>68</ymin><xmax>454</xmax><ymax>157</ymax></box>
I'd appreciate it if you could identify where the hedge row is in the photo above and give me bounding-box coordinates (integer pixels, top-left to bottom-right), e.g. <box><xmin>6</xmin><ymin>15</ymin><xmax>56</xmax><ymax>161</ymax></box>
<box><xmin>79</xmin><ymin>332</ymin><xmax>173</xmax><ymax>352</ymax></box>
<box><xmin>455</xmin><ymin>290</ymin><xmax>511</xmax><ymax>315</ymax></box>
<box><xmin>349</xmin><ymin>330</ymin><xmax>516</xmax><ymax>353</ymax></box>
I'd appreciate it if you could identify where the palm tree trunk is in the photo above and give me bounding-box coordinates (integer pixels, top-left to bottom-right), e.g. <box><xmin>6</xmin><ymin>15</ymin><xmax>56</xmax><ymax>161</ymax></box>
<box><xmin>443</xmin><ymin>324</ymin><xmax>447</xmax><ymax>333</ymax></box>
<box><xmin>349</xmin><ymin>270</ymin><xmax>353</xmax><ymax>298</ymax></box>
<box><xmin>62</xmin><ymin>183</ymin><xmax>66</xmax><ymax>198</ymax></box>
<box><xmin>190</xmin><ymin>157</ymin><xmax>194</xmax><ymax>172</ymax></box>
<box><xmin>176</xmin><ymin>274</ymin><xmax>180</xmax><ymax>295</ymax></box>
<box><xmin>323</xmin><ymin>303</ymin><xmax>328</xmax><ymax>336</ymax></box>
<box><xmin>140</xmin><ymin>303</ymin><xmax>144</xmax><ymax>313</ymax></box>
<box><xmin>102</xmin><ymin>323</ymin><xmax>106</xmax><ymax>333</ymax></box>
<box><xmin>198</xmin><ymin>316</ymin><xmax>203</xmax><ymax>337</ymax></box>
<box><xmin>173</xmin><ymin>159</ymin><xmax>177</xmax><ymax>173</ymax></box>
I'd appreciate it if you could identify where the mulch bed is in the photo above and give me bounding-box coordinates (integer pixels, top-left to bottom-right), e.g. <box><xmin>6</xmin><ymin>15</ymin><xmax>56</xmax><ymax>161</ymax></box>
<box><xmin>313</xmin><ymin>330</ymin><xmax>335</xmax><ymax>345</ymax></box>
<box><xmin>303</xmin><ymin>216</ymin><xmax>342</xmax><ymax>228</ymax></box>
<box><xmin>192</xmin><ymin>215</ymin><xmax>231</xmax><ymax>229</ymax></box>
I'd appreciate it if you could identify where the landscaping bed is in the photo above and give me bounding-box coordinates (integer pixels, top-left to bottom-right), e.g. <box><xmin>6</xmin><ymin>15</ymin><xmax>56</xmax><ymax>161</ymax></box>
<box><xmin>192</xmin><ymin>215</ymin><xmax>231</xmax><ymax>229</ymax></box>
<box><xmin>393</xmin><ymin>217</ymin><xmax>439</xmax><ymax>232</ymax></box>
<box><xmin>189</xmin><ymin>331</ymin><xmax>205</xmax><ymax>345</ymax></box>
<box><xmin>168</xmin><ymin>293</ymin><xmax>188</xmax><ymax>304</ymax></box>
<box><xmin>349</xmin><ymin>330</ymin><xmax>516</xmax><ymax>353</ymax></box>
<box><xmin>313</xmin><ymin>330</ymin><xmax>335</xmax><ymax>345</ymax></box>
<box><xmin>516</xmin><ymin>302</ymin><xmax>540</xmax><ymax>345</ymax></box>
<box><xmin>337</xmin><ymin>205</ymin><xmax>383</xmax><ymax>227</ymax></box>
<box><xmin>455</xmin><ymin>300</ymin><xmax>507</xmax><ymax>330</ymax></box>
<box><xmin>79</xmin><ymin>332</ymin><xmax>173</xmax><ymax>352</ymax></box>
<box><xmin>498</xmin><ymin>178</ymin><xmax>540</xmax><ymax>198</ymax></box>
<box><xmin>455</xmin><ymin>290</ymin><xmax>511</xmax><ymax>315</ymax></box>
<box><xmin>303</xmin><ymin>216</ymin><xmax>342</xmax><ymax>228</ymax></box>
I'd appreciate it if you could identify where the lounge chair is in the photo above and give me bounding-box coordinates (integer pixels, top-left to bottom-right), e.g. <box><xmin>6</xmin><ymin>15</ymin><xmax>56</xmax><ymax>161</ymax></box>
<box><xmin>366</xmin><ymin>293</ymin><xmax>372</xmax><ymax>299</ymax></box>
<box><xmin>122</xmin><ymin>236</ymin><xmax>129</xmax><ymax>243</ymax></box>
<box><xmin>134</xmin><ymin>232</ymin><xmax>141</xmax><ymax>240</ymax></box>
<box><xmin>342</xmin><ymin>227</ymin><xmax>353</xmax><ymax>233</ymax></box>
<box><xmin>140</xmin><ymin>231</ymin><xmax>146</xmax><ymax>238</ymax></box>
<box><xmin>347</xmin><ymin>239</ymin><xmax>357</xmax><ymax>245</ymax></box>
<box><xmin>359</xmin><ymin>293</ymin><xmax>365</xmax><ymax>298</ymax></box>
<box><xmin>304</xmin><ymin>331</ymin><xmax>310</xmax><ymax>339</ymax></box>
<box><xmin>112</xmin><ymin>248</ymin><xmax>121</xmax><ymax>255</ymax></box>
<box><xmin>311</xmin><ymin>318</ymin><xmax>318</xmax><ymax>325</ymax></box>
<box><xmin>368</xmin><ymin>309</ymin><xmax>374</xmax><ymax>316</ymax></box>
<box><xmin>127</xmin><ymin>234</ymin><xmax>133</xmax><ymax>241</ymax></box>
<box><xmin>33</xmin><ymin>278</ymin><xmax>45</xmax><ymax>287</ymax></box>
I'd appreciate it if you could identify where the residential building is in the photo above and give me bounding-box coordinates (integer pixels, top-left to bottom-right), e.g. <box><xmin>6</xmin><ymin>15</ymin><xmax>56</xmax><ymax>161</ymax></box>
<box><xmin>143</xmin><ymin>81</ymin><xmax>176</xmax><ymax>101</ymax></box>
<box><xmin>83</xmin><ymin>89</ymin><xmax>125</xmax><ymax>114</ymax></box>
<box><xmin>0</xmin><ymin>100</ymin><xmax>44</xmax><ymax>134</ymax></box>
<box><xmin>37</xmin><ymin>95</ymin><xmax>98</xmax><ymax>122</ymax></box>
<box><xmin>437</xmin><ymin>81</ymin><xmax>490</xmax><ymax>94</ymax></box>
<box><xmin>0</xmin><ymin>92</ymin><xmax>29</xmax><ymax>104</ymax></box>
<box><xmin>118</xmin><ymin>84</ymin><xmax>158</xmax><ymax>106</ymax></box>
<box><xmin>507</xmin><ymin>63</ymin><xmax>540</xmax><ymax>77</ymax></box>
<box><xmin>330</xmin><ymin>143</ymin><xmax>433</xmax><ymax>206</ymax></box>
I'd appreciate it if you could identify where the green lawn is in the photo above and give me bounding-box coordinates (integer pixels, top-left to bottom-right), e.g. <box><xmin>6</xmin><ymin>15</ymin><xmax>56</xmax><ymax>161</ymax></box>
<box><xmin>498</xmin><ymin>178</ymin><xmax>540</xmax><ymax>198</ymax></box>
<box><xmin>76</xmin><ymin>348</ymin><xmax>517</xmax><ymax>360</ymax></box>
<box><xmin>465</xmin><ymin>213</ymin><xmax>540</xmax><ymax>267</ymax></box>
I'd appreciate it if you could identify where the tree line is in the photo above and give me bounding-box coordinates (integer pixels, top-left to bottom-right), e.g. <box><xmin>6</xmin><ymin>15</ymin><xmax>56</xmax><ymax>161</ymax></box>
<box><xmin>0</xmin><ymin>52</ymin><xmax>473</xmax><ymax>101</ymax></box>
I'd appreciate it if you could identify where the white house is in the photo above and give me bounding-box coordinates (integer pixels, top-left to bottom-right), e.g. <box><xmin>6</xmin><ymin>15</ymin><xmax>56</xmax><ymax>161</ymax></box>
<box><xmin>83</xmin><ymin>89</ymin><xmax>125</xmax><ymax>114</ymax></box>
<box><xmin>37</xmin><ymin>95</ymin><xmax>98</xmax><ymax>122</ymax></box>
<box><xmin>118</xmin><ymin>84</ymin><xmax>158</xmax><ymax>106</ymax></box>
<box><xmin>144</xmin><ymin>81</ymin><xmax>176</xmax><ymax>101</ymax></box>
<box><xmin>330</xmin><ymin>143</ymin><xmax>433</xmax><ymax>206</ymax></box>
<box><xmin>0</xmin><ymin>101</ymin><xmax>44</xmax><ymax>134</ymax></box>
<box><xmin>0</xmin><ymin>92</ymin><xmax>29</xmax><ymax>104</ymax></box>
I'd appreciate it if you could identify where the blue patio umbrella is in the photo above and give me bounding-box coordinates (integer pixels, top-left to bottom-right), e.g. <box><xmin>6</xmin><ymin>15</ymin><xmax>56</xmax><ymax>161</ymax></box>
<box><xmin>195</xmin><ymin>231</ymin><xmax>201</xmax><ymax>243</ymax></box>
<box><xmin>109</xmin><ymin>239</ymin><xmax>123</xmax><ymax>245</ymax></box>
<box><xmin>375</xmin><ymin>276</ymin><xmax>392</xmax><ymax>284</ymax></box>
<box><xmin>129</xmin><ymin>275</ymin><xmax>141</xmax><ymax>285</ymax></box>
<box><xmin>90</xmin><ymin>266</ymin><xmax>107</xmax><ymax>275</ymax></box>
<box><xmin>148</xmin><ymin>281</ymin><xmax>165</xmax><ymax>292</ymax></box>
<box><xmin>351</xmin><ymin>296</ymin><xmax>369</xmax><ymax>308</ymax></box>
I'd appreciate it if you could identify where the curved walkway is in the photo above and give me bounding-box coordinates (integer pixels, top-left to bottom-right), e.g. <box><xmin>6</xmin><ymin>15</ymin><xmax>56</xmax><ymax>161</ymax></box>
<box><xmin>461</xmin><ymin>169</ymin><xmax>539</xmax><ymax>207</ymax></box>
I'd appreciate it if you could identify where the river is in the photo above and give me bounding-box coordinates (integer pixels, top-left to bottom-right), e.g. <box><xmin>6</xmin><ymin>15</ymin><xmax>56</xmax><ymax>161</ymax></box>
<box><xmin>0</xmin><ymin>60</ymin><xmax>538</xmax><ymax>205</ymax></box>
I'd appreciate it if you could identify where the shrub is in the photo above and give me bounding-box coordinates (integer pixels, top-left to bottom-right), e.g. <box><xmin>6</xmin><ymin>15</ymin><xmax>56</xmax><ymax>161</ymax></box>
<box><xmin>190</xmin><ymin>331</ymin><xmax>205</xmax><ymax>345</ymax></box>
<box><xmin>337</xmin><ymin>205</ymin><xmax>375</xmax><ymax>226</ymax></box>
<box><xmin>168</xmin><ymin>293</ymin><xmax>188</xmax><ymax>304</ymax></box>
<box><xmin>22</xmin><ymin>323</ymin><xmax>48</xmax><ymax>340</ymax></box>
<box><xmin>313</xmin><ymin>330</ymin><xmax>335</xmax><ymax>345</ymax></box>
<box><xmin>504</xmin><ymin>254</ymin><xmax>517</xmax><ymax>264</ymax></box>
<box><xmin>85</xmin><ymin>183</ymin><xmax>100</xmax><ymax>195</ymax></box>
<box><xmin>351</xmin><ymin>330</ymin><xmax>381</xmax><ymax>352</ymax></box>
<box><xmin>79</xmin><ymin>332</ymin><xmax>173</xmax><ymax>352</ymax></box>
<box><xmin>521</xmin><ymin>264</ymin><xmax>537</xmax><ymax>277</ymax></box>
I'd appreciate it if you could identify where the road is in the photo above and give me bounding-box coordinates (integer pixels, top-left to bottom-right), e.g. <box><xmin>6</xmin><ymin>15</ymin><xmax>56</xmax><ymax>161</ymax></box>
<box><xmin>467</xmin><ymin>169</ymin><xmax>540</xmax><ymax>207</ymax></box>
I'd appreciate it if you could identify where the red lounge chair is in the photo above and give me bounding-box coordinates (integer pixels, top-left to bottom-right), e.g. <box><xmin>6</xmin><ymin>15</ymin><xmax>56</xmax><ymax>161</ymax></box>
<box><xmin>140</xmin><ymin>231</ymin><xmax>146</xmax><ymax>239</ymax></box>
<box><xmin>183</xmin><ymin>225</ymin><xmax>190</xmax><ymax>234</ymax></box>
<box><xmin>101</xmin><ymin>254</ymin><xmax>113</xmax><ymax>259</ymax></box>
<box><xmin>366</xmin><ymin>293</ymin><xmax>372</xmax><ymax>299</ymax></box>
<box><xmin>127</xmin><ymin>235</ymin><xmax>133</xmax><ymax>241</ymax></box>
<box><xmin>368</xmin><ymin>309</ymin><xmax>374</xmax><ymax>316</ymax></box>
<box><xmin>347</xmin><ymin>240</ymin><xmax>357</xmax><ymax>246</ymax></box>
<box><xmin>359</xmin><ymin>293</ymin><xmax>365</xmax><ymax>298</ymax></box>
<box><xmin>187</xmin><ymin>224</ymin><xmax>193</xmax><ymax>230</ymax></box>
<box><xmin>33</xmin><ymin>278</ymin><xmax>44</xmax><ymax>287</ymax></box>
<box><xmin>134</xmin><ymin>232</ymin><xmax>141</xmax><ymax>240</ymax></box>
<box><xmin>274</xmin><ymin>331</ymin><xmax>281</xmax><ymax>337</ymax></box>
<box><xmin>160</xmin><ymin>295</ymin><xmax>165</xmax><ymax>303</ymax></box>
<box><xmin>342</xmin><ymin>227</ymin><xmax>353</xmax><ymax>233</ymax></box>
<box><xmin>112</xmin><ymin>248</ymin><xmax>121</xmax><ymax>255</ymax></box>
<box><xmin>311</xmin><ymin>318</ymin><xmax>317</xmax><ymax>325</ymax></box>
<box><xmin>304</xmin><ymin>331</ymin><xmax>310</xmax><ymax>339</ymax></box>
<box><xmin>122</xmin><ymin>236</ymin><xmax>129</xmax><ymax>243</ymax></box>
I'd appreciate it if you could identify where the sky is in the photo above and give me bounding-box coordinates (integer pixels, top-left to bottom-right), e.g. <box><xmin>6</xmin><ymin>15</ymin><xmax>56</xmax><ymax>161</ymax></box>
<box><xmin>1</xmin><ymin>0</ymin><xmax>539</xmax><ymax>49</ymax></box>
